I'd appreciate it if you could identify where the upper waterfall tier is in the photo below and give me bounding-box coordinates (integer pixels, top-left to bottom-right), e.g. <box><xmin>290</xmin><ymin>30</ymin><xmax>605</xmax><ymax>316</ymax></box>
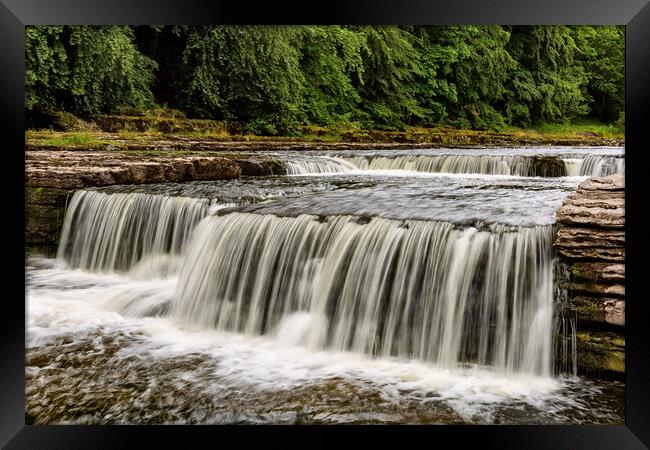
<box><xmin>55</xmin><ymin>179</ymin><xmax>342</xmax><ymax>273</ymax></box>
<box><xmin>57</xmin><ymin>190</ymin><xmax>214</xmax><ymax>273</ymax></box>
<box><xmin>56</xmin><ymin>172</ymin><xmax>579</xmax><ymax>275</ymax></box>
<box><xmin>280</xmin><ymin>147</ymin><xmax>624</xmax><ymax>177</ymax></box>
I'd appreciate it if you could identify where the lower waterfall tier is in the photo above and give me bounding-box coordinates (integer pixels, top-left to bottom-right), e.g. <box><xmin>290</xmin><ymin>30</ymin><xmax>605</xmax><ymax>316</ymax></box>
<box><xmin>172</xmin><ymin>212</ymin><xmax>556</xmax><ymax>377</ymax></box>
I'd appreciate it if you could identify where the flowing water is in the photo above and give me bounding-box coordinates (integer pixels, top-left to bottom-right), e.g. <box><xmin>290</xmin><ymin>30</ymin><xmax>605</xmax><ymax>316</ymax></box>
<box><xmin>281</xmin><ymin>147</ymin><xmax>625</xmax><ymax>177</ymax></box>
<box><xmin>26</xmin><ymin>147</ymin><xmax>624</xmax><ymax>425</ymax></box>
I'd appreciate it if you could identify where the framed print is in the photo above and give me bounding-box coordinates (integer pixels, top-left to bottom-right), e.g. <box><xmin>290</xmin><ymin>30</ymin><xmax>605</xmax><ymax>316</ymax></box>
<box><xmin>2</xmin><ymin>0</ymin><xmax>649</xmax><ymax>447</ymax></box>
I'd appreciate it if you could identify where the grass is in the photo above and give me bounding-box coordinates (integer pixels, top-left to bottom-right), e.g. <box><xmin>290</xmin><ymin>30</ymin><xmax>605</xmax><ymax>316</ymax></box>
<box><xmin>505</xmin><ymin>119</ymin><xmax>624</xmax><ymax>140</ymax></box>
<box><xmin>116</xmin><ymin>130</ymin><xmax>165</xmax><ymax>141</ymax></box>
<box><xmin>173</xmin><ymin>129</ymin><xmax>232</xmax><ymax>139</ymax></box>
<box><xmin>40</xmin><ymin>132</ymin><xmax>107</xmax><ymax>146</ymax></box>
<box><xmin>26</xmin><ymin>117</ymin><xmax>624</xmax><ymax>149</ymax></box>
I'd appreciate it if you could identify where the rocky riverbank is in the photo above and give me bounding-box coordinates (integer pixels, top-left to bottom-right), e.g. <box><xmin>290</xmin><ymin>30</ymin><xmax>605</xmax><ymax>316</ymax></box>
<box><xmin>554</xmin><ymin>175</ymin><xmax>625</xmax><ymax>380</ymax></box>
<box><xmin>25</xmin><ymin>147</ymin><xmax>287</xmax><ymax>251</ymax></box>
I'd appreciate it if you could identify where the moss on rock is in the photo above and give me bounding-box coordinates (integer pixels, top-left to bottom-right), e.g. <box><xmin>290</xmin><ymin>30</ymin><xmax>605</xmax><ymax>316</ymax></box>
<box><xmin>25</xmin><ymin>187</ymin><xmax>72</xmax><ymax>253</ymax></box>
<box><xmin>575</xmin><ymin>331</ymin><xmax>625</xmax><ymax>380</ymax></box>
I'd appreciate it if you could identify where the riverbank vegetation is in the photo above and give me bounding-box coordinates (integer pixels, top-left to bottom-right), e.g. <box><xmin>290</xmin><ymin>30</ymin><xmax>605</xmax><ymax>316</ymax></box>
<box><xmin>26</xmin><ymin>25</ymin><xmax>624</xmax><ymax>139</ymax></box>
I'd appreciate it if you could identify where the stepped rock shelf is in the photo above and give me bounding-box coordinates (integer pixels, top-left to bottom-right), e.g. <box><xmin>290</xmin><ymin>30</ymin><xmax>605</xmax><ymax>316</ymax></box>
<box><xmin>25</xmin><ymin>148</ymin><xmax>286</xmax><ymax>250</ymax></box>
<box><xmin>554</xmin><ymin>174</ymin><xmax>625</xmax><ymax>380</ymax></box>
<box><xmin>25</xmin><ymin>144</ymin><xmax>626</xmax><ymax>381</ymax></box>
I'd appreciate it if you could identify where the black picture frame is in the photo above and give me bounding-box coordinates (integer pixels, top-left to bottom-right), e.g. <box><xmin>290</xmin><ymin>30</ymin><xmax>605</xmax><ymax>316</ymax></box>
<box><xmin>2</xmin><ymin>0</ymin><xmax>649</xmax><ymax>447</ymax></box>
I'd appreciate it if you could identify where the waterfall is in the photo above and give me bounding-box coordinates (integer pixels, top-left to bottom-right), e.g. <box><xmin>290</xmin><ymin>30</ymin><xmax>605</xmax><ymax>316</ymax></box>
<box><xmin>562</xmin><ymin>156</ymin><xmax>625</xmax><ymax>177</ymax></box>
<box><xmin>562</xmin><ymin>159</ymin><xmax>584</xmax><ymax>177</ymax></box>
<box><xmin>57</xmin><ymin>190</ymin><xmax>215</xmax><ymax>273</ymax></box>
<box><xmin>285</xmin><ymin>154</ymin><xmax>564</xmax><ymax>177</ymax></box>
<box><xmin>172</xmin><ymin>212</ymin><xmax>555</xmax><ymax>376</ymax></box>
<box><xmin>579</xmin><ymin>155</ymin><xmax>625</xmax><ymax>177</ymax></box>
<box><xmin>339</xmin><ymin>154</ymin><xmax>524</xmax><ymax>175</ymax></box>
<box><xmin>285</xmin><ymin>153</ymin><xmax>625</xmax><ymax>177</ymax></box>
<box><xmin>285</xmin><ymin>156</ymin><xmax>357</xmax><ymax>174</ymax></box>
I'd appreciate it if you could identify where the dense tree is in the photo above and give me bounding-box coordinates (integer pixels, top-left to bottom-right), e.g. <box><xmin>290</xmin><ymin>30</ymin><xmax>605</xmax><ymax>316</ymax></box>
<box><xmin>297</xmin><ymin>26</ymin><xmax>365</xmax><ymax>126</ymax></box>
<box><xmin>503</xmin><ymin>26</ymin><xmax>589</xmax><ymax>126</ymax></box>
<box><xmin>26</xmin><ymin>26</ymin><xmax>157</xmax><ymax>116</ymax></box>
<box><xmin>350</xmin><ymin>26</ymin><xmax>424</xmax><ymax>129</ymax></box>
<box><xmin>571</xmin><ymin>26</ymin><xmax>625</xmax><ymax>123</ymax></box>
<box><xmin>25</xmin><ymin>25</ymin><xmax>625</xmax><ymax>134</ymax></box>
<box><xmin>25</xmin><ymin>26</ymin><xmax>68</xmax><ymax>111</ymax></box>
<box><xmin>172</xmin><ymin>26</ymin><xmax>307</xmax><ymax>134</ymax></box>
<box><xmin>417</xmin><ymin>26</ymin><xmax>516</xmax><ymax>130</ymax></box>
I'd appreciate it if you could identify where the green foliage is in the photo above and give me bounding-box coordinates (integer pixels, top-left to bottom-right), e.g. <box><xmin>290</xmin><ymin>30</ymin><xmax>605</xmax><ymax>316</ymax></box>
<box><xmin>572</xmin><ymin>26</ymin><xmax>625</xmax><ymax>123</ymax></box>
<box><xmin>43</xmin><ymin>132</ymin><xmax>105</xmax><ymax>146</ymax></box>
<box><xmin>298</xmin><ymin>26</ymin><xmax>365</xmax><ymax>126</ymax></box>
<box><xmin>175</xmin><ymin>26</ymin><xmax>306</xmax><ymax>134</ymax></box>
<box><xmin>421</xmin><ymin>26</ymin><xmax>515</xmax><ymax>130</ymax></box>
<box><xmin>503</xmin><ymin>26</ymin><xmax>590</xmax><ymax>126</ymax></box>
<box><xmin>521</xmin><ymin>118</ymin><xmax>624</xmax><ymax>139</ymax></box>
<box><xmin>26</xmin><ymin>26</ymin><xmax>157</xmax><ymax>116</ymax></box>
<box><xmin>352</xmin><ymin>26</ymin><xmax>424</xmax><ymax>129</ymax></box>
<box><xmin>25</xmin><ymin>26</ymin><xmax>68</xmax><ymax>111</ymax></box>
<box><xmin>26</xmin><ymin>25</ymin><xmax>624</xmax><ymax>133</ymax></box>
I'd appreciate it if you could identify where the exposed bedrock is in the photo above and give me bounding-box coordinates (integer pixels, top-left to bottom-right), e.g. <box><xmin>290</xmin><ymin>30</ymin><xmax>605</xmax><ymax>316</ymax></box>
<box><xmin>234</xmin><ymin>158</ymin><xmax>287</xmax><ymax>176</ymax></box>
<box><xmin>528</xmin><ymin>155</ymin><xmax>567</xmax><ymax>177</ymax></box>
<box><xmin>554</xmin><ymin>174</ymin><xmax>625</xmax><ymax>380</ymax></box>
<box><xmin>26</xmin><ymin>150</ymin><xmax>241</xmax><ymax>190</ymax></box>
<box><xmin>24</xmin><ymin>149</ymin><xmax>292</xmax><ymax>248</ymax></box>
<box><xmin>25</xmin><ymin>187</ymin><xmax>70</xmax><ymax>254</ymax></box>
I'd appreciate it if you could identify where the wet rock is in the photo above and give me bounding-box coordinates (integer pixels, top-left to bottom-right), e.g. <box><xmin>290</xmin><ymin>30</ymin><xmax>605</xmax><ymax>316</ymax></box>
<box><xmin>554</xmin><ymin>175</ymin><xmax>625</xmax><ymax>267</ymax></box>
<box><xmin>26</xmin><ymin>151</ymin><xmax>241</xmax><ymax>190</ymax></box>
<box><xmin>555</xmin><ymin>229</ymin><xmax>625</xmax><ymax>262</ymax></box>
<box><xmin>554</xmin><ymin>175</ymin><xmax>625</xmax><ymax>379</ymax></box>
<box><xmin>567</xmin><ymin>262</ymin><xmax>625</xmax><ymax>282</ymax></box>
<box><xmin>575</xmin><ymin>331</ymin><xmax>625</xmax><ymax>380</ymax></box>
<box><xmin>555</xmin><ymin>175</ymin><xmax>625</xmax><ymax>230</ymax></box>
<box><xmin>528</xmin><ymin>156</ymin><xmax>567</xmax><ymax>177</ymax></box>
<box><xmin>234</xmin><ymin>159</ymin><xmax>287</xmax><ymax>176</ymax></box>
<box><xmin>570</xmin><ymin>296</ymin><xmax>625</xmax><ymax>327</ymax></box>
<box><xmin>25</xmin><ymin>187</ymin><xmax>71</xmax><ymax>252</ymax></box>
<box><xmin>604</xmin><ymin>300</ymin><xmax>625</xmax><ymax>326</ymax></box>
<box><xmin>26</xmin><ymin>150</ymin><xmax>241</xmax><ymax>248</ymax></box>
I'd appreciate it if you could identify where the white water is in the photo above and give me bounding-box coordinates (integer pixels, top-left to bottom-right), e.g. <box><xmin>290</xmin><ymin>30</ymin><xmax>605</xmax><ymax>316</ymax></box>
<box><xmin>172</xmin><ymin>213</ymin><xmax>555</xmax><ymax>376</ymax></box>
<box><xmin>28</xmin><ymin>260</ymin><xmax>608</xmax><ymax>423</ymax></box>
<box><xmin>26</xmin><ymin>147</ymin><xmax>625</xmax><ymax>424</ymax></box>
<box><xmin>285</xmin><ymin>156</ymin><xmax>358</xmax><ymax>174</ymax></box>
<box><xmin>342</xmin><ymin>154</ymin><xmax>531</xmax><ymax>175</ymax></box>
<box><xmin>282</xmin><ymin>149</ymin><xmax>624</xmax><ymax>177</ymax></box>
<box><xmin>562</xmin><ymin>159</ymin><xmax>584</xmax><ymax>177</ymax></box>
<box><xmin>57</xmin><ymin>190</ymin><xmax>237</xmax><ymax>273</ymax></box>
<box><xmin>578</xmin><ymin>155</ymin><xmax>625</xmax><ymax>177</ymax></box>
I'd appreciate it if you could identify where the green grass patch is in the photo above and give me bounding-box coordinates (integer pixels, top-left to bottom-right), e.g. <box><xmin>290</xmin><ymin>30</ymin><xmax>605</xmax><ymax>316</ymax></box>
<box><xmin>42</xmin><ymin>132</ymin><xmax>106</xmax><ymax>146</ymax></box>
<box><xmin>26</xmin><ymin>118</ymin><xmax>624</xmax><ymax>148</ymax></box>
<box><xmin>506</xmin><ymin>119</ymin><xmax>624</xmax><ymax>140</ymax></box>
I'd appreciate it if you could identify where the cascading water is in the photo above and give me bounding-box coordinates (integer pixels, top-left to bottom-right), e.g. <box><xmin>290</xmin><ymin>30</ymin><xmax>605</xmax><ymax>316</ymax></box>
<box><xmin>562</xmin><ymin>156</ymin><xmax>625</xmax><ymax>177</ymax></box>
<box><xmin>172</xmin><ymin>212</ymin><xmax>555</xmax><ymax>377</ymax></box>
<box><xmin>578</xmin><ymin>155</ymin><xmax>625</xmax><ymax>177</ymax></box>
<box><xmin>285</xmin><ymin>156</ymin><xmax>358</xmax><ymax>174</ymax></box>
<box><xmin>339</xmin><ymin>154</ymin><xmax>532</xmax><ymax>175</ymax></box>
<box><xmin>30</xmin><ymin>148</ymin><xmax>625</xmax><ymax>425</ymax></box>
<box><xmin>57</xmin><ymin>189</ymin><xmax>215</xmax><ymax>273</ymax></box>
<box><xmin>562</xmin><ymin>159</ymin><xmax>584</xmax><ymax>177</ymax></box>
<box><xmin>284</xmin><ymin>151</ymin><xmax>625</xmax><ymax>177</ymax></box>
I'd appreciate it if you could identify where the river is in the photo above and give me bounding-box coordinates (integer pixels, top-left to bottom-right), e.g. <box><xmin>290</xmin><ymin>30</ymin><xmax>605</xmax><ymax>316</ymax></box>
<box><xmin>26</xmin><ymin>146</ymin><xmax>625</xmax><ymax>424</ymax></box>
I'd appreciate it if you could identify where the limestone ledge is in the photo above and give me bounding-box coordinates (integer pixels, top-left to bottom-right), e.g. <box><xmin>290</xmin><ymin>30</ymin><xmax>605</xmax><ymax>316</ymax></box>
<box><xmin>554</xmin><ymin>175</ymin><xmax>625</xmax><ymax>380</ymax></box>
